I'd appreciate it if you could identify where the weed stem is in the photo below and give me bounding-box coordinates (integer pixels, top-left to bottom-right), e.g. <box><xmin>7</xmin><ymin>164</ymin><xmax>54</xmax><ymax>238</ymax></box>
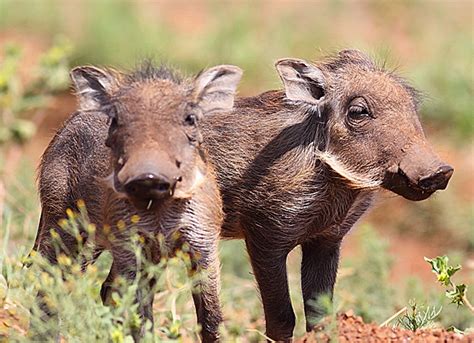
<box><xmin>380</xmin><ymin>307</ymin><xmax>407</xmax><ymax>327</ymax></box>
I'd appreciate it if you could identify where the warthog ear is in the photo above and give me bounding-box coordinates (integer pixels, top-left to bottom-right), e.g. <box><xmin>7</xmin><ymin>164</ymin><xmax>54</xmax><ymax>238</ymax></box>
<box><xmin>275</xmin><ymin>58</ymin><xmax>325</xmax><ymax>104</ymax></box>
<box><xmin>193</xmin><ymin>65</ymin><xmax>243</xmax><ymax>114</ymax></box>
<box><xmin>70</xmin><ymin>66</ymin><xmax>118</xmax><ymax>111</ymax></box>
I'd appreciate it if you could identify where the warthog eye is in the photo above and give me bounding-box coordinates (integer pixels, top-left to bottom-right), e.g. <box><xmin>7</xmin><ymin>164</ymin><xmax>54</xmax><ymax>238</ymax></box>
<box><xmin>184</xmin><ymin>113</ymin><xmax>197</xmax><ymax>126</ymax></box>
<box><xmin>348</xmin><ymin>97</ymin><xmax>371</xmax><ymax>121</ymax></box>
<box><xmin>348</xmin><ymin>105</ymin><xmax>369</xmax><ymax>119</ymax></box>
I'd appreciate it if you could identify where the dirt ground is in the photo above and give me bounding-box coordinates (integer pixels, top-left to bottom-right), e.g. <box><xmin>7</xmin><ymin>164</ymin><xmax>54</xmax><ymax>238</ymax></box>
<box><xmin>299</xmin><ymin>312</ymin><xmax>473</xmax><ymax>343</ymax></box>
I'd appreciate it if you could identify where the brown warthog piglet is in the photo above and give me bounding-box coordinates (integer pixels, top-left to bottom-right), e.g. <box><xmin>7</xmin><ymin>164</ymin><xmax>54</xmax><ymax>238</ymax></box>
<box><xmin>201</xmin><ymin>50</ymin><xmax>453</xmax><ymax>341</ymax></box>
<box><xmin>33</xmin><ymin>62</ymin><xmax>242</xmax><ymax>341</ymax></box>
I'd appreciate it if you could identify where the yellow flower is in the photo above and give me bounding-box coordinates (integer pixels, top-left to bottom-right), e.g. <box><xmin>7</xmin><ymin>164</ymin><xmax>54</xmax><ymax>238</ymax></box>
<box><xmin>57</xmin><ymin>254</ymin><xmax>72</xmax><ymax>267</ymax></box>
<box><xmin>110</xmin><ymin>328</ymin><xmax>124</xmax><ymax>343</ymax></box>
<box><xmin>171</xmin><ymin>231</ymin><xmax>181</xmax><ymax>241</ymax></box>
<box><xmin>50</xmin><ymin>229</ymin><xmax>60</xmax><ymax>240</ymax></box>
<box><xmin>77</xmin><ymin>199</ymin><xmax>86</xmax><ymax>209</ymax></box>
<box><xmin>58</xmin><ymin>218</ymin><xmax>68</xmax><ymax>228</ymax></box>
<box><xmin>40</xmin><ymin>272</ymin><xmax>52</xmax><ymax>286</ymax></box>
<box><xmin>103</xmin><ymin>224</ymin><xmax>111</xmax><ymax>235</ymax></box>
<box><xmin>87</xmin><ymin>223</ymin><xmax>96</xmax><ymax>234</ymax></box>
<box><xmin>131</xmin><ymin>215</ymin><xmax>140</xmax><ymax>224</ymax></box>
<box><xmin>75</xmin><ymin>234</ymin><xmax>83</xmax><ymax>243</ymax></box>
<box><xmin>117</xmin><ymin>220</ymin><xmax>126</xmax><ymax>231</ymax></box>
<box><xmin>66</xmin><ymin>208</ymin><xmax>75</xmax><ymax>219</ymax></box>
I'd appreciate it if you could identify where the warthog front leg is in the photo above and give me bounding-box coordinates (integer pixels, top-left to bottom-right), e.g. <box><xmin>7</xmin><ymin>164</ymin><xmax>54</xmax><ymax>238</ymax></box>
<box><xmin>245</xmin><ymin>235</ymin><xmax>295</xmax><ymax>342</ymax></box>
<box><xmin>300</xmin><ymin>238</ymin><xmax>341</xmax><ymax>331</ymax></box>
<box><xmin>185</xmin><ymin>232</ymin><xmax>222</xmax><ymax>342</ymax></box>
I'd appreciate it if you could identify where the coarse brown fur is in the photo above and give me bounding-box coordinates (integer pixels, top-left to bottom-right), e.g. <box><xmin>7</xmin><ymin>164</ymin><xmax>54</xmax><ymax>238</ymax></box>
<box><xmin>33</xmin><ymin>50</ymin><xmax>453</xmax><ymax>342</ymax></box>
<box><xmin>201</xmin><ymin>50</ymin><xmax>452</xmax><ymax>341</ymax></box>
<box><xmin>33</xmin><ymin>62</ymin><xmax>242</xmax><ymax>342</ymax></box>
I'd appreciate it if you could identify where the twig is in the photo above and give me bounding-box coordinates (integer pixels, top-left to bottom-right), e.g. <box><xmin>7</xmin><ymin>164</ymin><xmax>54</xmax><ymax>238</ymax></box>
<box><xmin>246</xmin><ymin>329</ymin><xmax>275</xmax><ymax>342</ymax></box>
<box><xmin>462</xmin><ymin>294</ymin><xmax>474</xmax><ymax>313</ymax></box>
<box><xmin>380</xmin><ymin>307</ymin><xmax>407</xmax><ymax>327</ymax></box>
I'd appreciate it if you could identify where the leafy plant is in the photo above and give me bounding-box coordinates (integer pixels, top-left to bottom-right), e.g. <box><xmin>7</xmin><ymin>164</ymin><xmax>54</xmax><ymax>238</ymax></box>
<box><xmin>425</xmin><ymin>256</ymin><xmax>474</xmax><ymax>313</ymax></box>
<box><xmin>1</xmin><ymin>202</ymin><xmax>204</xmax><ymax>342</ymax></box>
<box><xmin>0</xmin><ymin>38</ymin><xmax>72</xmax><ymax>145</ymax></box>
<box><xmin>396</xmin><ymin>299</ymin><xmax>442</xmax><ymax>331</ymax></box>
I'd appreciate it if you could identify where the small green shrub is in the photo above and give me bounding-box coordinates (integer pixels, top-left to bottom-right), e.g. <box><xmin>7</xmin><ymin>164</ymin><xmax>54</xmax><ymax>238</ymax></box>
<box><xmin>396</xmin><ymin>299</ymin><xmax>442</xmax><ymax>331</ymax></box>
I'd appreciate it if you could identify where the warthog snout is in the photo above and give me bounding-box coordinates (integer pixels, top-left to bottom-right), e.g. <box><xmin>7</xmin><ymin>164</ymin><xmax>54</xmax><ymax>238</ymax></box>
<box><xmin>116</xmin><ymin>152</ymin><xmax>182</xmax><ymax>202</ymax></box>
<box><xmin>124</xmin><ymin>173</ymin><xmax>180</xmax><ymax>200</ymax></box>
<box><xmin>418</xmin><ymin>164</ymin><xmax>454</xmax><ymax>191</ymax></box>
<box><xmin>384</xmin><ymin>143</ymin><xmax>454</xmax><ymax>201</ymax></box>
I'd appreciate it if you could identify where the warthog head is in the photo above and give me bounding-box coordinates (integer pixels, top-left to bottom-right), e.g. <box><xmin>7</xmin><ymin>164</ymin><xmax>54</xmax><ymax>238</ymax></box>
<box><xmin>71</xmin><ymin>63</ymin><xmax>242</xmax><ymax>208</ymax></box>
<box><xmin>276</xmin><ymin>50</ymin><xmax>453</xmax><ymax>200</ymax></box>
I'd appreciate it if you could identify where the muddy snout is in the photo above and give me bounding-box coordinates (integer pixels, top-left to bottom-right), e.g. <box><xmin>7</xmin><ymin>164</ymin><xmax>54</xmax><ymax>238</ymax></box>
<box><xmin>418</xmin><ymin>164</ymin><xmax>453</xmax><ymax>191</ymax></box>
<box><xmin>124</xmin><ymin>173</ymin><xmax>179</xmax><ymax>200</ymax></box>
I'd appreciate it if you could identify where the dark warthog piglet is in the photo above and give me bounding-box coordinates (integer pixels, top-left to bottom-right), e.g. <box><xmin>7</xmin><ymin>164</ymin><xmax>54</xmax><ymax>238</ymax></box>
<box><xmin>33</xmin><ymin>62</ymin><xmax>242</xmax><ymax>341</ymax></box>
<box><xmin>202</xmin><ymin>50</ymin><xmax>453</xmax><ymax>341</ymax></box>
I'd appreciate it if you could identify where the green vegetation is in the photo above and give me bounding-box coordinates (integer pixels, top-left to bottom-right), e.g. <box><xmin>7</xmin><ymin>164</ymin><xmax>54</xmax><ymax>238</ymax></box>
<box><xmin>425</xmin><ymin>256</ymin><xmax>474</xmax><ymax>312</ymax></box>
<box><xmin>336</xmin><ymin>226</ymin><xmax>395</xmax><ymax>323</ymax></box>
<box><xmin>0</xmin><ymin>0</ymin><xmax>472</xmax><ymax>139</ymax></box>
<box><xmin>396</xmin><ymin>300</ymin><xmax>442</xmax><ymax>332</ymax></box>
<box><xmin>0</xmin><ymin>39</ymin><xmax>72</xmax><ymax>145</ymax></box>
<box><xmin>1</xmin><ymin>206</ymin><xmax>201</xmax><ymax>342</ymax></box>
<box><xmin>1</xmin><ymin>207</ymin><xmax>473</xmax><ymax>340</ymax></box>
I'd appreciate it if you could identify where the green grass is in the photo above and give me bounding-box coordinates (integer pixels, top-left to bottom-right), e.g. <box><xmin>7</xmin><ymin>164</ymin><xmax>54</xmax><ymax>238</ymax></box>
<box><xmin>2</xmin><ymin>213</ymin><xmax>472</xmax><ymax>341</ymax></box>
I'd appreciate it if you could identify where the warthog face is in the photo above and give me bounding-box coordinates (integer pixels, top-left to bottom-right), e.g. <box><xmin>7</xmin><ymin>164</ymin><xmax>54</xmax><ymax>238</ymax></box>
<box><xmin>276</xmin><ymin>50</ymin><xmax>453</xmax><ymax>201</ymax></box>
<box><xmin>71</xmin><ymin>63</ymin><xmax>242</xmax><ymax>208</ymax></box>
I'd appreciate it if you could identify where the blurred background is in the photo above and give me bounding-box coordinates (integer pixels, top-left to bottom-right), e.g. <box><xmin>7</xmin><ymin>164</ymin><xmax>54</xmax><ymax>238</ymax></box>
<box><xmin>0</xmin><ymin>0</ymin><xmax>472</xmax><ymax>339</ymax></box>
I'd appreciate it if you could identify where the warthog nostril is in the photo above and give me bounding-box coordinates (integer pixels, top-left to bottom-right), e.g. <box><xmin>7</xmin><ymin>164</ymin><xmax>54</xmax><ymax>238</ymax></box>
<box><xmin>124</xmin><ymin>173</ymin><xmax>176</xmax><ymax>200</ymax></box>
<box><xmin>156</xmin><ymin>181</ymin><xmax>171</xmax><ymax>192</ymax></box>
<box><xmin>418</xmin><ymin>165</ymin><xmax>454</xmax><ymax>191</ymax></box>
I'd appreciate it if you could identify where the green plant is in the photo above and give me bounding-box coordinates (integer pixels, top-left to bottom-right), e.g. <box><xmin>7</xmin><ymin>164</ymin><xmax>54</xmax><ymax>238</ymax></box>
<box><xmin>0</xmin><ymin>39</ymin><xmax>72</xmax><ymax>145</ymax></box>
<box><xmin>336</xmin><ymin>225</ymin><xmax>396</xmax><ymax>323</ymax></box>
<box><xmin>425</xmin><ymin>255</ymin><xmax>474</xmax><ymax>313</ymax></box>
<box><xmin>1</xmin><ymin>203</ymin><xmax>205</xmax><ymax>342</ymax></box>
<box><xmin>306</xmin><ymin>294</ymin><xmax>339</xmax><ymax>341</ymax></box>
<box><xmin>396</xmin><ymin>299</ymin><xmax>442</xmax><ymax>331</ymax></box>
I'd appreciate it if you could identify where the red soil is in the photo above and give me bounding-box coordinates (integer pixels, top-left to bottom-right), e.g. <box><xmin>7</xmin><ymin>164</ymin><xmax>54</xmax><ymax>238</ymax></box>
<box><xmin>300</xmin><ymin>311</ymin><xmax>472</xmax><ymax>343</ymax></box>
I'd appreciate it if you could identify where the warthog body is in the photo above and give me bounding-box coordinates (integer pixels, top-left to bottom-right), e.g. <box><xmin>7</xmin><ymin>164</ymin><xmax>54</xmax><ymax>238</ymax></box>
<box><xmin>34</xmin><ymin>50</ymin><xmax>453</xmax><ymax>342</ymax></box>
<box><xmin>201</xmin><ymin>50</ymin><xmax>453</xmax><ymax>341</ymax></box>
<box><xmin>33</xmin><ymin>62</ymin><xmax>242</xmax><ymax>341</ymax></box>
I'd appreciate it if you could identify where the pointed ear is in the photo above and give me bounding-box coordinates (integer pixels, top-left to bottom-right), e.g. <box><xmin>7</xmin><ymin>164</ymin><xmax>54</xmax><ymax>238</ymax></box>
<box><xmin>275</xmin><ymin>58</ymin><xmax>325</xmax><ymax>104</ymax></box>
<box><xmin>70</xmin><ymin>66</ymin><xmax>118</xmax><ymax>111</ymax></box>
<box><xmin>193</xmin><ymin>65</ymin><xmax>243</xmax><ymax>114</ymax></box>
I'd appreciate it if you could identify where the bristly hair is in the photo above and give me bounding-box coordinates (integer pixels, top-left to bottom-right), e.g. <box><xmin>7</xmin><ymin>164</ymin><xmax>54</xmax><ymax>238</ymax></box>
<box><xmin>125</xmin><ymin>60</ymin><xmax>182</xmax><ymax>84</ymax></box>
<box><xmin>316</xmin><ymin>49</ymin><xmax>377</xmax><ymax>73</ymax></box>
<box><xmin>316</xmin><ymin>49</ymin><xmax>423</xmax><ymax>109</ymax></box>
